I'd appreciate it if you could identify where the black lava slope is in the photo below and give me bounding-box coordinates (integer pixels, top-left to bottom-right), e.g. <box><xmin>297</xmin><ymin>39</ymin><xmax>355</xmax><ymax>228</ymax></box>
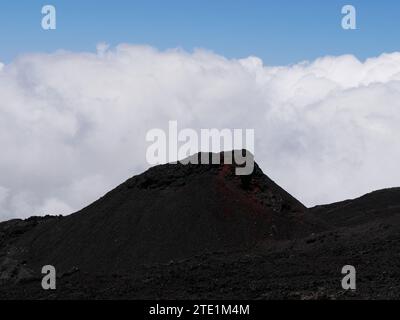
<box><xmin>0</xmin><ymin>152</ymin><xmax>320</xmax><ymax>278</ymax></box>
<box><xmin>310</xmin><ymin>187</ymin><xmax>400</xmax><ymax>227</ymax></box>
<box><xmin>1</xmin><ymin>153</ymin><xmax>399</xmax><ymax>299</ymax></box>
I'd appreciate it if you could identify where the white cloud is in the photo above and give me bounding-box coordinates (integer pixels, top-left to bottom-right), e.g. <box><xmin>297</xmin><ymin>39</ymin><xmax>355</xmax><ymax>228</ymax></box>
<box><xmin>0</xmin><ymin>186</ymin><xmax>9</xmax><ymax>207</ymax></box>
<box><xmin>0</xmin><ymin>45</ymin><xmax>400</xmax><ymax>220</ymax></box>
<box><xmin>38</xmin><ymin>198</ymin><xmax>74</xmax><ymax>217</ymax></box>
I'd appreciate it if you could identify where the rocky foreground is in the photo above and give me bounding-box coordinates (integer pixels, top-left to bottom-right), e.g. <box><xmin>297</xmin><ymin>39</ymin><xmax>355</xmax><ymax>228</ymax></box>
<box><xmin>0</xmin><ymin>153</ymin><xmax>399</xmax><ymax>299</ymax></box>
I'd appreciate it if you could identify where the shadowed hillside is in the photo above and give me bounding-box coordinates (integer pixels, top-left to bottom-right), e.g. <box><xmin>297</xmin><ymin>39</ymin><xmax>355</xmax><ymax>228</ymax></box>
<box><xmin>0</xmin><ymin>152</ymin><xmax>399</xmax><ymax>299</ymax></box>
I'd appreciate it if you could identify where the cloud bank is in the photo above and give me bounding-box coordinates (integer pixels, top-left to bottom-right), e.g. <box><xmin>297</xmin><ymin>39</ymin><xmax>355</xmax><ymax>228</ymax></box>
<box><xmin>1</xmin><ymin>44</ymin><xmax>400</xmax><ymax>220</ymax></box>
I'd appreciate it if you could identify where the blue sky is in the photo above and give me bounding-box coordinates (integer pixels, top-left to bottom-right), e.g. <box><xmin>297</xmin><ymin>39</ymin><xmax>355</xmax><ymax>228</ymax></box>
<box><xmin>0</xmin><ymin>0</ymin><xmax>399</xmax><ymax>65</ymax></box>
<box><xmin>2</xmin><ymin>1</ymin><xmax>400</xmax><ymax>218</ymax></box>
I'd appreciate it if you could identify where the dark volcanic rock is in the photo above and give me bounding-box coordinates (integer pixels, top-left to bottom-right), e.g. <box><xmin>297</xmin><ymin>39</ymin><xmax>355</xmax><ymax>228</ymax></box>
<box><xmin>1</xmin><ymin>152</ymin><xmax>399</xmax><ymax>300</ymax></box>
<box><xmin>0</xmin><ymin>152</ymin><xmax>319</xmax><ymax>276</ymax></box>
<box><xmin>310</xmin><ymin>187</ymin><xmax>400</xmax><ymax>227</ymax></box>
